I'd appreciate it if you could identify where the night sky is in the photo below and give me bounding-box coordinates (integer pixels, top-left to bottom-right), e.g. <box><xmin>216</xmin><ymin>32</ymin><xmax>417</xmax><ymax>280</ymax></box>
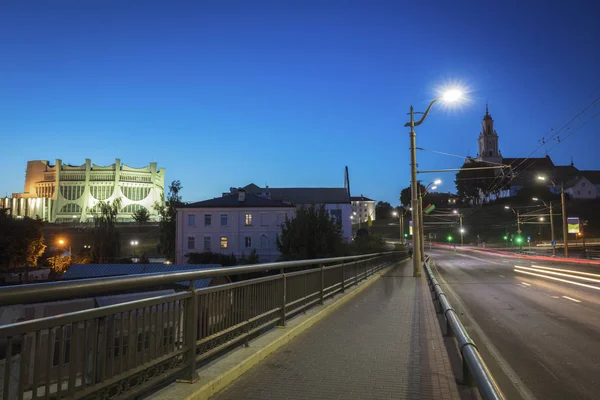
<box><xmin>1</xmin><ymin>0</ymin><xmax>599</xmax><ymax>204</ymax></box>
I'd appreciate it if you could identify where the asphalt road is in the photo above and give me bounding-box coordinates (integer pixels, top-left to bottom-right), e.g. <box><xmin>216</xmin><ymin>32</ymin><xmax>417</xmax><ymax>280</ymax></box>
<box><xmin>429</xmin><ymin>248</ymin><xmax>600</xmax><ymax>400</ymax></box>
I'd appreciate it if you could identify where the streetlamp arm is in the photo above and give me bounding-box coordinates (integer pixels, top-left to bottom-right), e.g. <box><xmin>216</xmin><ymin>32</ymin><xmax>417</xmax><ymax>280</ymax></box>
<box><xmin>404</xmin><ymin>98</ymin><xmax>439</xmax><ymax>127</ymax></box>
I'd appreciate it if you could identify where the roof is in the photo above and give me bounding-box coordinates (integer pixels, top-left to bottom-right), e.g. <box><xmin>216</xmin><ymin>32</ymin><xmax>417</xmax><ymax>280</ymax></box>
<box><xmin>581</xmin><ymin>170</ymin><xmax>600</xmax><ymax>185</ymax></box>
<box><xmin>503</xmin><ymin>156</ymin><xmax>555</xmax><ymax>172</ymax></box>
<box><xmin>268</xmin><ymin>188</ymin><xmax>349</xmax><ymax>204</ymax></box>
<box><xmin>62</xmin><ymin>264</ymin><xmax>224</xmax><ymax>290</ymax></box>
<box><xmin>553</xmin><ymin>165</ymin><xmax>580</xmax><ymax>182</ymax></box>
<box><xmin>350</xmin><ymin>195</ymin><xmax>374</xmax><ymax>202</ymax></box>
<box><xmin>182</xmin><ymin>193</ymin><xmax>296</xmax><ymax>209</ymax></box>
<box><xmin>564</xmin><ymin>175</ymin><xmax>594</xmax><ymax>189</ymax></box>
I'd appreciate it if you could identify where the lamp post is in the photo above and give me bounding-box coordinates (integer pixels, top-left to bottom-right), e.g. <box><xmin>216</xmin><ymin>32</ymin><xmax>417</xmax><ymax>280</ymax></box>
<box><xmin>537</xmin><ymin>176</ymin><xmax>567</xmax><ymax>257</ymax></box>
<box><xmin>532</xmin><ymin>197</ymin><xmax>555</xmax><ymax>256</ymax></box>
<box><xmin>505</xmin><ymin>206</ymin><xmax>521</xmax><ymax>248</ymax></box>
<box><xmin>130</xmin><ymin>240</ymin><xmax>139</xmax><ymax>257</ymax></box>
<box><xmin>452</xmin><ymin>209</ymin><xmax>464</xmax><ymax>246</ymax></box>
<box><xmin>419</xmin><ymin>180</ymin><xmax>441</xmax><ymax>259</ymax></box>
<box><xmin>404</xmin><ymin>89</ymin><xmax>463</xmax><ymax>277</ymax></box>
<box><xmin>392</xmin><ymin>210</ymin><xmax>405</xmax><ymax>245</ymax></box>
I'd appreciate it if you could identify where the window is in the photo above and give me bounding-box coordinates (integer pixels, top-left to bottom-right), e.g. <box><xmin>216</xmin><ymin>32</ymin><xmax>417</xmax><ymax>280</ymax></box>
<box><xmin>187</xmin><ymin>236</ymin><xmax>195</xmax><ymax>250</ymax></box>
<box><xmin>245</xmin><ymin>236</ymin><xmax>252</xmax><ymax>248</ymax></box>
<box><xmin>204</xmin><ymin>236</ymin><xmax>211</xmax><ymax>251</ymax></box>
<box><xmin>221</xmin><ymin>214</ymin><xmax>228</xmax><ymax>226</ymax></box>
<box><xmin>188</xmin><ymin>214</ymin><xmax>196</xmax><ymax>226</ymax></box>
<box><xmin>204</xmin><ymin>214</ymin><xmax>212</xmax><ymax>226</ymax></box>
<box><xmin>330</xmin><ymin>209</ymin><xmax>342</xmax><ymax>225</ymax></box>
<box><xmin>245</xmin><ymin>213</ymin><xmax>252</xmax><ymax>226</ymax></box>
<box><xmin>220</xmin><ymin>236</ymin><xmax>228</xmax><ymax>249</ymax></box>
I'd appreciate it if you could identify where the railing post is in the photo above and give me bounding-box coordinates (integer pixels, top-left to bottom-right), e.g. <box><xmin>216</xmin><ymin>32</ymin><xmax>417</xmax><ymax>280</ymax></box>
<box><xmin>355</xmin><ymin>261</ymin><xmax>359</xmax><ymax>286</ymax></box>
<box><xmin>320</xmin><ymin>265</ymin><xmax>325</xmax><ymax>305</ymax></box>
<box><xmin>178</xmin><ymin>281</ymin><xmax>199</xmax><ymax>383</ymax></box>
<box><xmin>279</xmin><ymin>273</ymin><xmax>287</xmax><ymax>326</ymax></box>
<box><xmin>341</xmin><ymin>264</ymin><xmax>345</xmax><ymax>293</ymax></box>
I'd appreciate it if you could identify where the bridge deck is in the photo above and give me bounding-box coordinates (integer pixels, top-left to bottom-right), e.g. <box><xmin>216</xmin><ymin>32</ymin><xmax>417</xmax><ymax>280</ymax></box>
<box><xmin>210</xmin><ymin>260</ymin><xmax>461</xmax><ymax>400</ymax></box>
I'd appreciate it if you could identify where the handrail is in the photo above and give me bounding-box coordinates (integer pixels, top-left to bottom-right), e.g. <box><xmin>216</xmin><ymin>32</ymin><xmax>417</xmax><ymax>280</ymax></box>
<box><xmin>423</xmin><ymin>256</ymin><xmax>506</xmax><ymax>400</ymax></box>
<box><xmin>0</xmin><ymin>252</ymin><xmax>396</xmax><ymax>307</ymax></box>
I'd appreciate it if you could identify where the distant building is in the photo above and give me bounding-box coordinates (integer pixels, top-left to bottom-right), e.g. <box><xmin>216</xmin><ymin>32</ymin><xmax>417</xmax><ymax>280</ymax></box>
<box><xmin>1</xmin><ymin>158</ymin><xmax>165</xmax><ymax>223</ymax></box>
<box><xmin>465</xmin><ymin>105</ymin><xmax>600</xmax><ymax>201</ymax></box>
<box><xmin>175</xmin><ymin>190</ymin><xmax>296</xmax><ymax>264</ymax></box>
<box><xmin>228</xmin><ymin>183</ymin><xmax>353</xmax><ymax>241</ymax></box>
<box><xmin>350</xmin><ymin>195</ymin><xmax>375</xmax><ymax>223</ymax></box>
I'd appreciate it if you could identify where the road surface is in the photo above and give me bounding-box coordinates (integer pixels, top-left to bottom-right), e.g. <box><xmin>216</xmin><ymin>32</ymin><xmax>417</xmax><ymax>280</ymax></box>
<box><xmin>429</xmin><ymin>248</ymin><xmax>600</xmax><ymax>400</ymax></box>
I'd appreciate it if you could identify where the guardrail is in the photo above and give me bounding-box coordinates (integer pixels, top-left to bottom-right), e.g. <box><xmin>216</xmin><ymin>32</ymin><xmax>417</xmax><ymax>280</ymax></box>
<box><xmin>423</xmin><ymin>257</ymin><xmax>506</xmax><ymax>400</ymax></box>
<box><xmin>0</xmin><ymin>252</ymin><xmax>401</xmax><ymax>400</ymax></box>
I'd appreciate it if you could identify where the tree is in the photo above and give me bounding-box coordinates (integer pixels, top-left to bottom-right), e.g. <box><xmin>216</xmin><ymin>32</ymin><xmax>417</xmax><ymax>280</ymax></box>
<box><xmin>132</xmin><ymin>207</ymin><xmax>151</xmax><ymax>224</ymax></box>
<box><xmin>154</xmin><ymin>180</ymin><xmax>183</xmax><ymax>262</ymax></box>
<box><xmin>91</xmin><ymin>198</ymin><xmax>122</xmax><ymax>263</ymax></box>
<box><xmin>375</xmin><ymin>201</ymin><xmax>393</xmax><ymax>219</ymax></box>
<box><xmin>186</xmin><ymin>251</ymin><xmax>238</xmax><ymax>266</ymax></box>
<box><xmin>400</xmin><ymin>183</ymin><xmax>426</xmax><ymax>207</ymax></box>
<box><xmin>455</xmin><ymin>161</ymin><xmax>509</xmax><ymax>205</ymax></box>
<box><xmin>276</xmin><ymin>205</ymin><xmax>344</xmax><ymax>261</ymax></box>
<box><xmin>0</xmin><ymin>211</ymin><xmax>46</xmax><ymax>271</ymax></box>
<box><xmin>47</xmin><ymin>255</ymin><xmax>72</xmax><ymax>274</ymax></box>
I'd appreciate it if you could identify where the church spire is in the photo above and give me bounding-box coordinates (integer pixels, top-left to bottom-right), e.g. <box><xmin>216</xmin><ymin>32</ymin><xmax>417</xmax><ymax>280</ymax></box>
<box><xmin>486</xmin><ymin>102</ymin><xmax>489</xmax><ymax>116</ymax></box>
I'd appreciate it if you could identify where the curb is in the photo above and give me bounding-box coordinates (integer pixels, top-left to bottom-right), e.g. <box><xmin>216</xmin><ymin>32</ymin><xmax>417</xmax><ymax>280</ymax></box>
<box><xmin>148</xmin><ymin>260</ymin><xmax>403</xmax><ymax>400</ymax></box>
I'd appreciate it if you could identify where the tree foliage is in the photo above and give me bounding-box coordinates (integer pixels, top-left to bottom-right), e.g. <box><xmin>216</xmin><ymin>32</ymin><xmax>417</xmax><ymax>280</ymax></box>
<box><xmin>0</xmin><ymin>210</ymin><xmax>46</xmax><ymax>270</ymax></box>
<box><xmin>347</xmin><ymin>234</ymin><xmax>387</xmax><ymax>255</ymax></box>
<box><xmin>455</xmin><ymin>161</ymin><xmax>510</xmax><ymax>205</ymax></box>
<box><xmin>400</xmin><ymin>183</ymin><xmax>426</xmax><ymax>207</ymax></box>
<box><xmin>186</xmin><ymin>251</ymin><xmax>238</xmax><ymax>266</ymax></box>
<box><xmin>276</xmin><ymin>205</ymin><xmax>344</xmax><ymax>261</ymax></box>
<box><xmin>375</xmin><ymin>201</ymin><xmax>393</xmax><ymax>219</ymax></box>
<box><xmin>47</xmin><ymin>255</ymin><xmax>71</xmax><ymax>274</ymax></box>
<box><xmin>154</xmin><ymin>180</ymin><xmax>182</xmax><ymax>262</ymax></box>
<box><xmin>91</xmin><ymin>198</ymin><xmax>121</xmax><ymax>263</ymax></box>
<box><xmin>132</xmin><ymin>207</ymin><xmax>151</xmax><ymax>224</ymax></box>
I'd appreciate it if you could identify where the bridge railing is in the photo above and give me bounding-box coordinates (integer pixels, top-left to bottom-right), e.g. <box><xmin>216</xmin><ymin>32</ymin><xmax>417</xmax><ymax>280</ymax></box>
<box><xmin>423</xmin><ymin>256</ymin><xmax>506</xmax><ymax>400</ymax></box>
<box><xmin>0</xmin><ymin>252</ymin><xmax>401</xmax><ymax>400</ymax></box>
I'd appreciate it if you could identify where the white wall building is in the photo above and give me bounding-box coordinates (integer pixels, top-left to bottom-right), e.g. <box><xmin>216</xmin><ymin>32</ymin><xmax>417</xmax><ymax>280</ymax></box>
<box><xmin>228</xmin><ymin>184</ymin><xmax>353</xmax><ymax>241</ymax></box>
<box><xmin>564</xmin><ymin>176</ymin><xmax>596</xmax><ymax>200</ymax></box>
<box><xmin>175</xmin><ymin>191</ymin><xmax>296</xmax><ymax>264</ymax></box>
<box><xmin>2</xmin><ymin>158</ymin><xmax>165</xmax><ymax>223</ymax></box>
<box><xmin>351</xmin><ymin>195</ymin><xmax>376</xmax><ymax>223</ymax></box>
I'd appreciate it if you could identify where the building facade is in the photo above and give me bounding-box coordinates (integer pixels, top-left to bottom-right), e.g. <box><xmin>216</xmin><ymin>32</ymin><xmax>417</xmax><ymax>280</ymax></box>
<box><xmin>2</xmin><ymin>158</ymin><xmax>165</xmax><ymax>223</ymax></box>
<box><xmin>175</xmin><ymin>191</ymin><xmax>296</xmax><ymax>264</ymax></box>
<box><xmin>350</xmin><ymin>195</ymin><xmax>376</xmax><ymax>223</ymax></box>
<box><xmin>229</xmin><ymin>184</ymin><xmax>353</xmax><ymax>241</ymax></box>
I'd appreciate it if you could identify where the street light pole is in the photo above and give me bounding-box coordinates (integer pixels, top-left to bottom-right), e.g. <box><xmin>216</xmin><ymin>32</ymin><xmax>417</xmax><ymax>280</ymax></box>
<box><xmin>408</xmin><ymin>105</ymin><xmax>422</xmax><ymax>277</ymax></box>
<box><xmin>560</xmin><ymin>184</ymin><xmax>568</xmax><ymax>257</ymax></box>
<box><xmin>517</xmin><ymin>210</ymin><xmax>521</xmax><ymax>235</ymax></box>
<box><xmin>460</xmin><ymin>214</ymin><xmax>464</xmax><ymax>246</ymax></box>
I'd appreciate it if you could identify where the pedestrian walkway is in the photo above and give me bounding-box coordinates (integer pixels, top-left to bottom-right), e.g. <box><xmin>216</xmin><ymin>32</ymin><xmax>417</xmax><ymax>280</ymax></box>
<box><xmin>210</xmin><ymin>260</ymin><xmax>461</xmax><ymax>400</ymax></box>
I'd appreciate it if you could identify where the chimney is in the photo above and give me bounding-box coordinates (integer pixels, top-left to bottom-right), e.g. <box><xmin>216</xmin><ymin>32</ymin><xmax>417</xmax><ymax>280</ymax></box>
<box><xmin>238</xmin><ymin>189</ymin><xmax>246</xmax><ymax>202</ymax></box>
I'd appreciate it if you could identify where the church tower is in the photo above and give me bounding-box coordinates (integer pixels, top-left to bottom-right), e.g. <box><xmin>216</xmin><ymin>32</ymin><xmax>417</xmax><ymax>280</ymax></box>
<box><xmin>477</xmin><ymin>104</ymin><xmax>502</xmax><ymax>164</ymax></box>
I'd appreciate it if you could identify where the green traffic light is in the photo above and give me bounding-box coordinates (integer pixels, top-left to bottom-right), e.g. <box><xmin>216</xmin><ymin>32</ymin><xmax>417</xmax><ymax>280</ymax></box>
<box><xmin>516</xmin><ymin>237</ymin><xmax>523</xmax><ymax>244</ymax></box>
<box><xmin>447</xmin><ymin>235</ymin><xmax>453</xmax><ymax>242</ymax></box>
<box><xmin>404</xmin><ymin>233</ymin><xmax>408</xmax><ymax>238</ymax></box>
<box><xmin>503</xmin><ymin>236</ymin><xmax>508</xmax><ymax>240</ymax></box>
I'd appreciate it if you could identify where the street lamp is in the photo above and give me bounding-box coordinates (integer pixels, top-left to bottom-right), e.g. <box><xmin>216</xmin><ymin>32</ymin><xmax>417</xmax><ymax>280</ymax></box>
<box><xmin>130</xmin><ymin>240</ymin><xmax>139</xmax><ymax>257</ymax></box>
<box><xmin>537</xmin><ymin>175</ymin><xmax>567</xmax><ymax>257</ymax></box>
<box><xmin>405</xmin><ymin>89</ymin><xmax>463</xmax><ymax>276</ymax></box>
<box><xmin>418</xmin><ymin>179</ymin><xmax>442</xmax><ymax>259</ymax></box>
<box><xmin>505</xmin><ymin>206</ymin><xmax>522</xmax><ymax>238</ymax></box>
<box><xmin>57</xmin><ymin>238</ymin><xmax>72</xmax><ymax>256</ymax></box>
<box><xmin>532</xmin><ymin>196</ymin><xmax>555</xmax><ymax>256</ymax></box>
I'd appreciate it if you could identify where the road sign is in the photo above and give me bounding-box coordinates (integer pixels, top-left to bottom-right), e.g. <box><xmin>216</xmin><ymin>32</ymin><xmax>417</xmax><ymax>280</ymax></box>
<box><xmin>551</xmin><ymin>240</ymin><xmax>556</xmax><ymax>247</ymax></box>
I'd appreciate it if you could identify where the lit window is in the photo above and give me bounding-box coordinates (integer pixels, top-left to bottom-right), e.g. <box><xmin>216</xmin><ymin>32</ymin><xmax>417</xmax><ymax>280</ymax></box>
<box><xmin>245</xmin><ymin>213</ymin><xmax>252</xmax><ymax>226</ymax></box>
<box><xmin>204</xmin><ymin>214</ymin><xmax>212</xmax><ymax>226</ymax></box>
<box><xmin>188</xmin><ymin>214</ymin><xmax>195</xmax><ymax>227</ymax></box>
<box><xmin>220</xmin><ymin>236</ymin><xmax>228</xmax><ymax>249</ymax></box>
<box><xmin>187</xmin><ymin>237</ymin><xmax>195</xmax><ymax>250</ymax></box>
<box><xmin>245</xmin><ymin>236</ymin><xmax>252</xmax><ymax>248</ymax></box>
<box><xmin>221</xmin><ymin>214</ymin><xmax>228</xmax><ymax>226</ymax></box>
<box><xmin>203</xmin><ymin>236</ymin><xmax>211</xmax><ymax>251</ymax></box>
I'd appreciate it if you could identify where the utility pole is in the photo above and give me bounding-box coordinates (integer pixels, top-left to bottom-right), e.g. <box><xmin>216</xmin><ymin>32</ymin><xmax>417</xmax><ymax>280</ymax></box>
<box><xmin>459</xmin><ymin>214</ymin><xmax>464</xmax><ymax>246</ymax></box>
<box><xmin>400</xmin><ymin>211</ymin><xmax>405</xmax><ymax>245</ymax></box>
<box><xmin>409</xmin><ymin>106</ymin><xmax>422</xmax><ymax>277</ymax></box>
<box><xmin>549</xmin><ymin>201</ymin><xmax>555</xmax><ymax>257</ymax></box>
<box><xmin>561</xmin><ymin>184</ymin><xmax>568</xmax><ymax>257</ymax></box>
<box><xmin>517</xmin><ymin>210</ymin><xmax>521</xmax><ymax>234</ymax></box>
<box><xmin>419</xmin><ymin>187</ymin><xmax>425</xmax><ymax>261</ymax></box>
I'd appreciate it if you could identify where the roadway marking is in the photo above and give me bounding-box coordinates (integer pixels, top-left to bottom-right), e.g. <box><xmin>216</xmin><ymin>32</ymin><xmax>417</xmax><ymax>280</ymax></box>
<box><xmin>551</xmin><ymin>296</ymin><xmax>560</xmax><ymax>299</ymax></box>
<box><xmin>514</xmin><ymin>268</ymin><xmax>600</xmax><ymax>291</ymax></box>
<box><xmin>515</xmin><ymin>265</ymin><xmax>600</xmax><ymax>284</ymax></box>
<box><xmin>498</xmin><ymin>274</ymin><xmax>505</xmax><ymax>278</ymax></box>
<box><xmin>562</xmin><ymin>296</ymin><xmax>582</xmax><ymax>303</ymax></box>
<box><xmin>520</xmin><ymin>282</ymin><xmax>531</xmax><ymax>287</ymax></box>
<box><xmin>531</xmin><ymin>264</ymin><xmax>600</xmax><ymax>279</ymax></box>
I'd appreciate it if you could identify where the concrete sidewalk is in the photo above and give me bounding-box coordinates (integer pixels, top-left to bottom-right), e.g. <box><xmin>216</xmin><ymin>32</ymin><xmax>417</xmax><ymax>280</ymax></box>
<box><xmin>210</xmin><ymin>260</ymin><xmax>461</xmax><ymax>400</ymax></box>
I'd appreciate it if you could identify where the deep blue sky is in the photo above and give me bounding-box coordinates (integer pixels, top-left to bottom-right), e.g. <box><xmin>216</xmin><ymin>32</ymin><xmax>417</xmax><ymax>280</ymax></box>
<box><xmin>1</xmin><ymin>0</ymin><xmax>599</xmax><ymax>204</ymax></box>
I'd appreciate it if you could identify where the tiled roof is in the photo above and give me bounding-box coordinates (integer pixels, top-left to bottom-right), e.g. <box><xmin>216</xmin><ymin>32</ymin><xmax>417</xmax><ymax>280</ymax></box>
<box><xmin>182</xmin><ymin>193</ymin><xmax>295</xmax><ymax>209</ymax></box>
<box><xmin>350</xmin><ymin>196</ymin><xmax>374</xmax><ymax>202</ymax></box>
<box><xmin>267</xmin><ymin>188</ymin><xmax>349</xmax><ymax>204</ymax></box>
<box><xmin>62</xmin><ymin>264</ymin><xmax>224</xmax><ymax>289</ymax></box>
<box><xmin>581</xmin><ymin>170</ymin><xmax>600</xmax><ymax>185</ymax></box>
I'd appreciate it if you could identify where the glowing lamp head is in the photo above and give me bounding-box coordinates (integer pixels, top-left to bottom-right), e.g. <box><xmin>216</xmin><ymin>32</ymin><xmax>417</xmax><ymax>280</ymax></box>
<box><xmin>504</xmin><ymin>206</ymin><xmax>510</xmax><ymax>210</ymax></box>
<box><xmin>537</xmin><ymin>176</ymin><xmax>547</xmax><ymax>181</ymax></box>
<box><xmin>440</xmin><ymin>88</ymin><xmax>464</xmax><ymax>103</ymax></box>
<box><xmin>433</xmin><ymin>179</ymin><xmax>442</xmax><ymax>185</ymax></box>
<box><xmin>453</xmin><ymin>210</ymin><xmax>458</xmax><ymax>214</ymax></box>
<box><xmin>532</xmin><ymin>197</ymin><xmax>539</xmax><ymax>201</ymax></box>
<box><xmin>392</xmin><ymin>211</ymin><xmax>398</xmax><ymax>217</ymax></box>
<box><xmin>460</xmin><ymin>228</ymin><xmax>465</xmax><ymax>233</ymax></box>
<box><xmin>58</xmin><ymin>239</ymin><xmax>65</xmax><ymax>245</ymax></box>
<box><xmin>430</xmin><ymin>186</ymin><xmax>438</xmax><ymax>191</ymax></box>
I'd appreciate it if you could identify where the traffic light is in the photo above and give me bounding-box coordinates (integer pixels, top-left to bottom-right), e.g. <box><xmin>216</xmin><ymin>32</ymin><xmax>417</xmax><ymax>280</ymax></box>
<box><xmin>447</xmin><ymin>235</ymin><xmax>453</xmax><ymax>242</ymax></box>
<box><xmin>515</xmin><ymin>236</ymin><xmax>523</xmax><ymax>244</ymax></box>
<box><xmin>404</xmin><ymin>233</ymin><xmax>408</xmax><ymax>238</ymax></box>
<box><xmin>503</xmin><ymin>235</ymin><xmax>508</xmax><ymax>240</ymax></box>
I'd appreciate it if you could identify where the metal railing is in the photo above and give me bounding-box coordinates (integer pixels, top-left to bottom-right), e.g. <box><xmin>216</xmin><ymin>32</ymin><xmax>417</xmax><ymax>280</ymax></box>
<box><xmin>423</xmin><ymin>257</ymin><xmax>506</xmax><ymax>400</ymax></box>
<box><xmin>0</xmin><ymin>252</ymin><xmax>400</xmax><ymax>400</ymax></box>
